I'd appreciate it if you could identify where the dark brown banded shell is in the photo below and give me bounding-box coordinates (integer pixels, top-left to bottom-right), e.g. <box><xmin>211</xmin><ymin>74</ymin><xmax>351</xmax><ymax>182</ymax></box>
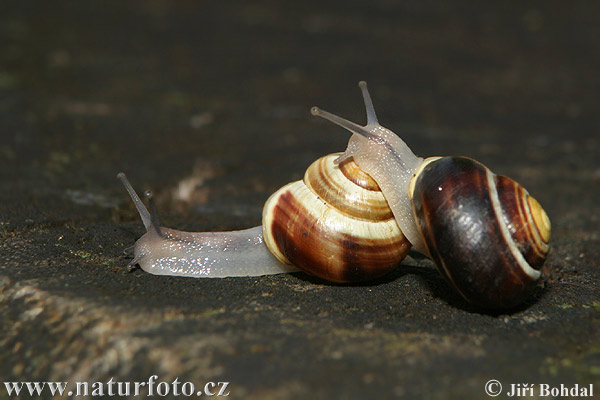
<box><xmin>262</xmin><ymin>154</ymin><xmax>410</xmax><ymax>283</ymax></box>
<box><xmin>411</xmin><ymin>156</ymin><xmax>549</xmax><ymax>309</ymax></box>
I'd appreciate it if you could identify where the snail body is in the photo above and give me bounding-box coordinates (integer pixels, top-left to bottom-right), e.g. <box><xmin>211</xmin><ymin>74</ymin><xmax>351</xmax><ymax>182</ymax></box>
<box><xmin>117</xmin><ymin>150</ymin><xmax>411</xmax><ymax>282</ymax></box>
<box><xmin>118</xmin><ymin>173</ymin><xmax>299</xmax><ymax>278</ymax></box>
<box><xmin>118</xmin><ymin>82</ymin><xmax>550</xmax><ymax>309</ymax></box>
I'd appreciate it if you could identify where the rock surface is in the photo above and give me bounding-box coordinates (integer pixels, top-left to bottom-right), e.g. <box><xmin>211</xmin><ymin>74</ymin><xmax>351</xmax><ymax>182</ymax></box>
<box><xmin>1</xmin><ymin>1</ymin><xmax>599</xmax><ymax>398</ymax></box>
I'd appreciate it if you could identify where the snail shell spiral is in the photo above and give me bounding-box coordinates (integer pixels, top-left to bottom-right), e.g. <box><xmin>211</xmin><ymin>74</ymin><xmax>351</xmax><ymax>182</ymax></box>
<box><xmin>262</xmin><ymin>153</ymin><xmax>411</xmax><ymax>282</ymax></box>
<box><xmin>411</xmin><ymin>156</ymin><xmax>551</xmax><ymax>309</ymax></box>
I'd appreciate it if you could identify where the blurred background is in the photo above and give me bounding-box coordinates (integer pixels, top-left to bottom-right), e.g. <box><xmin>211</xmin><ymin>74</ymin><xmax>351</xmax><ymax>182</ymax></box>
<box><xmin>1</xmin><ymin>1</ymin><xmax>598</xmax><ymax>399</ymax></box>
<box><xmin>2</xmin><ymin>1</ymin><xmax>597</xmax><ymax>214</ymax></box>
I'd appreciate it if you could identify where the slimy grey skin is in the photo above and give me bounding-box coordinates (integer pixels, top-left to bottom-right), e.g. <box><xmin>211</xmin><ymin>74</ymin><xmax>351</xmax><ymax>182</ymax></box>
<box><xmin>117</xmin><ymin>173</ymin><xmax>297</xmax><ymax>278</ymax></box>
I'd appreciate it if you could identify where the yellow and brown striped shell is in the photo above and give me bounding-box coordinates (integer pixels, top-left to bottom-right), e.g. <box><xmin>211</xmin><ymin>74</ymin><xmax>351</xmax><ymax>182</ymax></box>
<box><xmin>411</xmin><ymin>156</ymin><xmax>551</xmax><ymax>309</ymax></box>
<box><xmin>262</xmin><ymin>153</ymin><xmax>411</xmax><ymax>283</ymax></box>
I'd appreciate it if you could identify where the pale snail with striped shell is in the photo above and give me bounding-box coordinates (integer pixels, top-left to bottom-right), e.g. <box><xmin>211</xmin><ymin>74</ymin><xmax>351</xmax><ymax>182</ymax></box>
<box><xmin>118</xmin><ymin>82</ymin><xmax>551</xmax><ymax>309</ymax></box>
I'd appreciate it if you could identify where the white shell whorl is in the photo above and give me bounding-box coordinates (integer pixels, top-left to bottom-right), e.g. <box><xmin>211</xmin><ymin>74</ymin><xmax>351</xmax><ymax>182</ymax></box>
<box><xmin>262</xmin><ymin>153</ymin><xmax>410</xmax><ymax>282</ymax></box>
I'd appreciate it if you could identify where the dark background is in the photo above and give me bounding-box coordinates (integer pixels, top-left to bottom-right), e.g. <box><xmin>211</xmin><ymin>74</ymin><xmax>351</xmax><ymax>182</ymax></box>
<box><xmin>1</xmin><ymin>1</ymin><xmax>598</xmax><ymax>399</ymax></box>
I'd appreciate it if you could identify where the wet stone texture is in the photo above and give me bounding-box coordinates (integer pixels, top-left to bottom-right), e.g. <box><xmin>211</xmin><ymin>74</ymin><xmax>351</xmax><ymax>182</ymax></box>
<box><xmin>1</xmin><ymin>1</ymin><xmax>599</xmax><ymax>399</ymax></box>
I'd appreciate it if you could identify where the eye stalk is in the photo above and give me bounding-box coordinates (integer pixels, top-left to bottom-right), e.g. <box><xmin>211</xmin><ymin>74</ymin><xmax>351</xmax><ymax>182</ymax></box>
<box><xmin>310</xmin><ymin>82</ymin><xmax>387</xmax><ymax>145</ymax></box>
<box><xmin>310</xmin><ymin>81</ymin><xmax>426</xmax><ymax>254</ymax></box>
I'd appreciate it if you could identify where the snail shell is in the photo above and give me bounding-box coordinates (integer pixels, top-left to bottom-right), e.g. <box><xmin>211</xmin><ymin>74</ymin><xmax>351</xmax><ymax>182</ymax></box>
<box><xmin>262</xmin><ymin>153</ymin><xmax>411</xmax><ymax>282</ymax></box>
<box><xmin>410</xmin><ymin>156</ymin><xmax>551</xmax><ymax>309</ymax></box>
<box><xmin>310</xmin><ymin>81</ymin><xmax>551</xmax><ymax>309</ymax></box>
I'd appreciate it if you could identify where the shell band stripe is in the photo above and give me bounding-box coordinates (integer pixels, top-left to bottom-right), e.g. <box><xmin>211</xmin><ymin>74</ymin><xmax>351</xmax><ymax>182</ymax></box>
<box><xmin>520</xmin><ymin>192</ymin><xmax>549</xmax><ymax>253</ymax></box>
<box><xmin>487</xmin><ymin>169</ymin><xmax>541</xmax><ymax>280</ymax></box>
<box><xmin>338</xmin><ymin>157</ymin><xmax>381</xmax><ymax>191</ymax></box>
<box><xmin>513</xmin><ymin>183</ymin><xmax>548</xmax><ymax>260</ymax></box>
<box><xmin>495</xmin><ymin>176</ymin><xmax>548</xmax><ymax>267</ymax></box>
<box><xmin>305</xmin><ymin>155</ymin><xmax>394</xmax><ymax>221</ymax></box>
<box><xmin>264</xmin><ymin>180</ymin><xmax>408</xmax><ymax>282</ymax></box>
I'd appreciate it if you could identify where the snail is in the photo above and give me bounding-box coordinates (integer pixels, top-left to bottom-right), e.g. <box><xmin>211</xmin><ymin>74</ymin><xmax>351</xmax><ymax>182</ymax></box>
<box><xmin>117</xmin><ymin>153</ymin><xmax>410</xmax><ymax>282</ymax></box>
<box><xmin>118</xmin><ymin>82</ymin><xmax>550</xmax><ymax>309</ymax></box>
